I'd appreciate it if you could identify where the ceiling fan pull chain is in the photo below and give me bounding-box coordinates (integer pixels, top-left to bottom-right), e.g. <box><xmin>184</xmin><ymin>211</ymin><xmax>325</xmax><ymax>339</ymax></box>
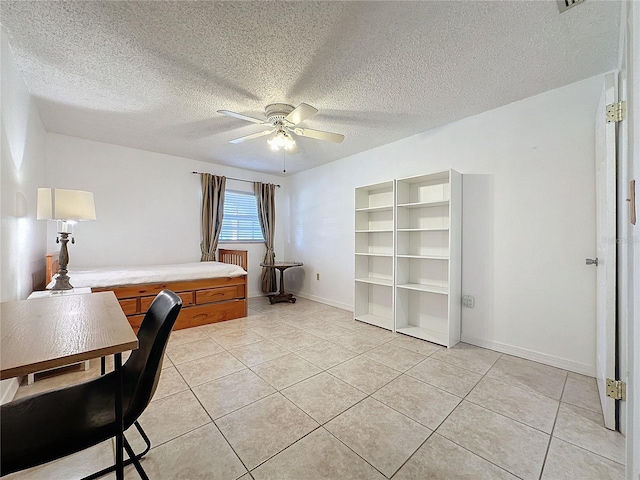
<box><xmin>283</xmin><ymin>150</ymin><xmax>286</xmax><ymax>173</ymax></box>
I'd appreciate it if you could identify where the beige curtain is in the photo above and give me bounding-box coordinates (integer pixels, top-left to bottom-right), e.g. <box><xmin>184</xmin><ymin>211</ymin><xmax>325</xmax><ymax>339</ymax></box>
<box><xmin>200</xmin><ymin>174</ymin><xmax>226</xmax><ymax>261</ymax></box>
<box><xmin>254</xmin><ymin>182</ymin><xmax>277</xmax><ymax>293</ymax></box>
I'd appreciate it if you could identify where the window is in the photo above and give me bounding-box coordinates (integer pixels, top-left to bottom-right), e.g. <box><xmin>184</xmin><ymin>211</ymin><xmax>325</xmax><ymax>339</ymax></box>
<box><xmin>219</xmin><ymin>190</ymin><xmax>264</xmax><ymax>242</ymax></box>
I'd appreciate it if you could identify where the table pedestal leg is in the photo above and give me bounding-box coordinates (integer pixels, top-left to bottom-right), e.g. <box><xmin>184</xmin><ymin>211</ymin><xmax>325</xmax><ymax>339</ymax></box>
<box><xmin>268</xmin><ymin>267</ymin><xmax>297</xmax><ymax>304</ymax></box>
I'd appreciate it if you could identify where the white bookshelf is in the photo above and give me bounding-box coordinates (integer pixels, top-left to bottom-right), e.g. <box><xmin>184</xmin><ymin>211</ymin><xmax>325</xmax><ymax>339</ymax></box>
<box><xmin>354</xmin><ymin>181</ymin><xmax>394</xmax><ymax>330</ymax></box>
<box><xmin>395</xmin><ymin>170</ymin><xmax>462</xmax><ymax>347</ymax></box>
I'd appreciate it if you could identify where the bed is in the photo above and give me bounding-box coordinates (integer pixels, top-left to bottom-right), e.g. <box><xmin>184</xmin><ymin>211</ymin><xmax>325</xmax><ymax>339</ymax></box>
<box><xmin>45</xmin><ymin>249</ymin><xmax>248</xmax><ymax>332</ymax></box>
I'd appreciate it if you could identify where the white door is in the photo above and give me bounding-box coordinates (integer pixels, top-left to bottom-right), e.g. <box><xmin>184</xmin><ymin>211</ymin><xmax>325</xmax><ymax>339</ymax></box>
<box><xmin>595</xmin><ymin>72</ymin><xmax>617</xmax><ymax>430</ymax></box>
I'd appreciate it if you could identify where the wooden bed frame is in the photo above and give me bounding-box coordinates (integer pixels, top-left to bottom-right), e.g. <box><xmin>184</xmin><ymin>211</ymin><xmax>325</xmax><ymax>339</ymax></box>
<box><xmin>45</xmin><ymin>249</ymin><xmax>248</xmax><ymax>332</ymax></box>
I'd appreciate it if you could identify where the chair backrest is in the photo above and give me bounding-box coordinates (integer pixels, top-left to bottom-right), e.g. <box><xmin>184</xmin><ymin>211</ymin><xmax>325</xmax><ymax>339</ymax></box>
<box><xmin>122</xmin><ymin>290</ymin><xmax>182</xmax><ymax>425</ymax></box>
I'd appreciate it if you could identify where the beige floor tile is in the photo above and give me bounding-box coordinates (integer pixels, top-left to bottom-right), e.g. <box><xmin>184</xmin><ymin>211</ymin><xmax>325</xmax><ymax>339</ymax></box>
<box><xmin>245</xmin><ymin>316</ymin><xmax>292</xmax><ymax>331</ymax></box>
<box><xmin>329</xmin><ymin>331</ymin><xmax>388</xmax><ymax>354</ymax></box>
<box><xmin>228</xmin><ymin>339</ymin><xmax>291</xmax><ymax>367</ymax></box>
<box><xmin>281</xmin><ymin>315</ymin><xmax>323</xmax><ymax>330</ymax></box>
<box><xmin>500</xmin><ymin>354</ymin><xmax>568</xmax><ymax>375</ymax></box>
<box><xmin>151</xmin><ymin>365</ymin><xmax>189</xmax><ymax>402</ymax></box>
<box><xmin>486</xmin><ymin>357</ymin><xmax>567</xmax><ymax>400</ymax></box>
<box><xmin>286</xmin><ymin>298</ymin><xmax>328</xmax><ymax>313</ymax></box>
<box><xmin>328</xmin><ymin>355</ymin><xmax>400</xmax><ymax>394</ymax></box>
<box><xmin>372</xmin><ymin>374</ymin><xmax>461</xmax><ymax>430</ymax></box>
<box><xmin>251</xmin><ymin>427</ymin><xmax>386</xmax><ymax>480</ymax></box>
<box><xmin>406</xmin><ymin>357</ymin><xmax>482</xmax><ymax>397</ymax></box>
<box><xmin>134</xmin><ymin>424</ymin><xmax>246</xmax><ymax>480</ymax></box>
<box><xmin>175</xmin><ymin>351</ymin><xmax>246</xmax><ymax>387</ymax></box>
<box><xmin>293</xmin><ymin>341</ymin><xmax>358</xmax><ymax>370</ymax></box>
<box><xmin>297</xmin><ymin>322</ymin><xmax>354</xmax><ymax>340</ymax></box>
<box><xmin>249</xmin><ymin>322</ymin><xmax>301</xmax><ymax>338</ymax></box>
<box><xmin>269</xmin><ymin>330</ymin><xmax>323</xmax><ymax>351</ymax></box>
<box><xmin>430</xmin><ymin>343</ymin><xmax>501</xmax><ymax>375</ymax></box>
<box><xmin>193</xmin><ymin>369</ymin><xmax>275</xmax><ymax>419</ymax></box>
<box><xmin>167</xmin><ymin>327</ymin><xmax>210</xmax><ymax>347</ymax></box>
<box><xmin>135</xmin><ymin>390</ymin><xmax>211</xmax><ymax>448</ymax></box>
<box><xmin>325</xmin><ymin>397</ymin><xmax>431</xmax><ymax>477</ymax></box>
<box><xmin>562</xmin><ymin>372</ymin><xmax>602</xmax><ymax>413</ymax></box>
<box><xmin>541</xmin><ymin>437</ymin><xmax>625</xmax><ymax>480</ymax></box>
<box><xmin>199</xmin><ymin>318</ymin><xmax>252</xmax><ymax>336</ymax></box>
<box><xmin>352</xmin><ymin>323</ymin><xmax>397</xmax><ymax>343</ymax></box>
<box><xmin>363</xmin><ymin>343</ymin><xmax>426</xmax><ymax>372</ymax></box>
<box><xmin>214</xmin><ymin>329</ymin><xmax>267</xmax><ymax>350</ymax></box>
<box><xmin>250</xmin><ymin>353</ymin><xmax>322</xmax><ymax>390</ymax></box>
<box><xmin>393</xmin><ymin>433</ymin><xmax>519</xmax><ymax>480</ymax></box>
<box><xmin>249</xmin><ymin>296</ymin><xmax>272</xmax><ymax>306</ymax></box>
<box><xmin>281</xmin><ymin>372</ymin><xmax>366</xmax><ymax>424</ymax></box>
<box><xmin>437</xmin><ymin>401</ymin><xmax>549</xmax><ymax>479</ymax></box>
<box><xmin>215</xmin><ymin>393</ymin><xmax>318</xmax><ymax>470</ymax></box>
<box><xmin>326</xmin><ymin>315</ymin><xmax>363</xmax><ymax>331</ymax></box>
<box><xmin>10</xmin><ymin>299</ymin><xmax>616</xmax><ymax>480</ymax></box>
<box><xmin>389</xmin><ymin>334</ymin><xmax>444</xmax><ymax>356</ymax></box>
<box><xmin>313</xmin><ymin>305</ymin><xmax>353</xmax><ymax>317</ymax></box>
<box><xmin>4</xmin><ymin>440</ymin><xmax>115</xmax><ymax>480</ymax></box>
<box><xmin>161</xmin><ymin>354</ymin><xmax>173</xmax><ymax>369</ymax></box>
<box><xmin>466</xmin><ymin>376</ymin><xmax>559</xmax><ymax>433</ymax></box>
<box><xmin>165</xmin><ymin>337</ymin><xmax>224</xmax><ymax>365</ymax></box>
<box><xmin>553</xmin><ymin>403</ymin><xmax>625</xmax><ymax>464</ymax></box>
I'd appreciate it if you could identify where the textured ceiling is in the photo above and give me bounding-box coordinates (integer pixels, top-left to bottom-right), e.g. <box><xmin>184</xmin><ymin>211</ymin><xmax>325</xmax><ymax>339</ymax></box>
<box><xmin>0</xmin><ymin>1</ymin><xmax>620</xmax><ymax>175</ymax></box>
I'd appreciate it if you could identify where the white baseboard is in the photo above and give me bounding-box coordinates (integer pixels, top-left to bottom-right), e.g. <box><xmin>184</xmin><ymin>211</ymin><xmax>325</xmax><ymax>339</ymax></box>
<box><xmin>290</xmin><ymin>292</ymin><xmax>353</xmax><ymax>312</ymax></box>
<box><xmin>462</xmin><ymin>334</ymin><xmax>596</xmax><ymax>376</ymax></box>
<box><xmin>248</xmin><ymin>291</ymin><xmax>353</xmax><ymax>312</ymax></box>
<box><xmin>0</xmin><ymin>378</ymin><xmax>20</xmax><ymax>405</ymax></box>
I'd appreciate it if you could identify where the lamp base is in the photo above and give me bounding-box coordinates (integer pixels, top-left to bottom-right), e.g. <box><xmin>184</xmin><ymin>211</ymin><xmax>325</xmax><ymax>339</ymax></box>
<box><xmin>51</xmin><ymin>232</ymin><xmax>74</xmax><ymax>291</ymax></box>
<box><xmin>51</xmin><ymin>273</ymin><xmax>73</xmax><ymax>291</ymax></box>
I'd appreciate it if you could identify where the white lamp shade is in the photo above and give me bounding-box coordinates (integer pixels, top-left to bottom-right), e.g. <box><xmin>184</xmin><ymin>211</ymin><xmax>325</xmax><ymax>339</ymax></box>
<box><xmin>37</xmin><ymin>188</ymin><xmax>96</xmax><ymax>221</ymax></box>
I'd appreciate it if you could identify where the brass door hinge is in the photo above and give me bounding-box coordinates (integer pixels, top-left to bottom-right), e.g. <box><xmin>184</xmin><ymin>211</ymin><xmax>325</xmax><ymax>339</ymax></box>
<box><xmin>606</xmin><ymin>378</ymin><xmax>626</xmax><ymax>401</ymax></box>
<box><xmin>606</xmin><ymin>101</ymin><xmax>627</xmax><ymax>123</ymax></box>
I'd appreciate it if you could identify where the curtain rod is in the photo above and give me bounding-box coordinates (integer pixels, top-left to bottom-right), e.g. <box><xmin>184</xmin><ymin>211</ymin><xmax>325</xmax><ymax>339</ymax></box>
<box><xmin>192</xmin><ymin>171</ymin><xmax>280</xmax><ymax>188</ymax></box>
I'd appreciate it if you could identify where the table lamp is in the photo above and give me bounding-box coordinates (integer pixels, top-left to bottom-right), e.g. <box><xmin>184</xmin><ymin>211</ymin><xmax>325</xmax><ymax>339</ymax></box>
<box><xmin>37</xmin><ymin>188</ymin><xmax>96</xmax><ymax>290</ymax></box>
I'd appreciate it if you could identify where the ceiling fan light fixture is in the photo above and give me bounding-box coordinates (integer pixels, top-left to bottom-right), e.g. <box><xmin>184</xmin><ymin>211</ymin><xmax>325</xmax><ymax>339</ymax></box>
<box><xmin>268</xmin><ymin>129</ymin><xmax>296</xmax><ymax>151</ymax></box>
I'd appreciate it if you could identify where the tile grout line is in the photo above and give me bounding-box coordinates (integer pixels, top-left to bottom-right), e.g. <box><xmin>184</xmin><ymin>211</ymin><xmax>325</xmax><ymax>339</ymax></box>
<box><xmin>395</xmin><ymin>351</ymin><xmax>528</xmax><ymax>479</ymax></box>
<box><xmin>537</xmin><ymin>371</ymin><xmax>569</xmax><ymax>479</ymax></box>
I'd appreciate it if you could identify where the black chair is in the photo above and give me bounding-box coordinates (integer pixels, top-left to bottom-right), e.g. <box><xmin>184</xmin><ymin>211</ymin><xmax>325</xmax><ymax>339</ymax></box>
<box><xmin>1</xmin><ymin>290</ymin><xmax>182</xmax><ymax>479</ymax></box>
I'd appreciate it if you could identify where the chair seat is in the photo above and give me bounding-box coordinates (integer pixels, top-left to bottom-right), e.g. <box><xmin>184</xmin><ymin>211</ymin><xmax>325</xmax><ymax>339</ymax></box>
<box><xmin>1</xmin><ymin>370</ymin><xmax>134</xmax><ymax>474</ymax></box>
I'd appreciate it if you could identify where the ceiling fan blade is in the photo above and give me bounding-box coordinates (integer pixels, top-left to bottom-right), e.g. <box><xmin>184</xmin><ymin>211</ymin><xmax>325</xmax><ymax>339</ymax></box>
<box><xmin>292</xmin><ymin>127</ymin><xmax>344</xmax><ymax>144</ymax></box>
<box><xmin>217</xmin><ymin>110</ymin><xmax>267</xmax><ymax>125</ymax></box>
<box><xmin>285</xmin><ymin>103</ymin><xmax>318</xmax><ymax>126</ymax></box>
<box><xmin>229</xmin><ymin>129</ymin><xmax>275</xmax><ymax>144</ymax></box>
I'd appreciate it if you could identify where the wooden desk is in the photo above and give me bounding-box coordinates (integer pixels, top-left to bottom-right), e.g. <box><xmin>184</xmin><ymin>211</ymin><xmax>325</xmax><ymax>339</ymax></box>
<box><xmin>260</xmin><ymin>261</ymin><xmax>303</xmax><ymax>304</ymax></box>
<box><xmin>0</xmin><ymin>292</ymin><xmax>138</xmax><ymax>479</ymax></box>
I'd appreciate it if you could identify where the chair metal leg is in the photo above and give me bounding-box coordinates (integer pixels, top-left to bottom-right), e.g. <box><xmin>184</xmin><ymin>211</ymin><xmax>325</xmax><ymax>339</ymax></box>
<box><xmin>123</xmin><ymin>437</ymin><xmax>149</xmax><ymax>480</ymax></box>
<box><xmin>80</xmin><ymin>422</ymin><xmax>151</xmax><ymax>480</ymax></box>
<box><xmin>114</xmin><ymin>353</ymin><xmax>124</xmax><ymax>480</ymax></box>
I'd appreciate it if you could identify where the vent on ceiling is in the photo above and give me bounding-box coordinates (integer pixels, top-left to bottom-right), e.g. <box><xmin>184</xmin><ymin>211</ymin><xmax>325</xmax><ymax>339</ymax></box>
<box><xmin>557</xmin><ymin>0</ymin><xmax>585</xmax><ymax>13</ymax></box>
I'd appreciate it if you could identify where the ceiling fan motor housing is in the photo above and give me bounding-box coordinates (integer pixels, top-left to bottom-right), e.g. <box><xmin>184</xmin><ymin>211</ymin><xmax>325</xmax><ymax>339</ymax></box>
<box><xmin>265</xmin><ymin>103</ymin><xmax>295</xmax><ymax>125</ymax></box>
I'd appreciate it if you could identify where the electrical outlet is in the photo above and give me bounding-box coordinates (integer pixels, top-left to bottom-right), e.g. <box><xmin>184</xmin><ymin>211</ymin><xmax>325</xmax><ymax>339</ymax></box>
<box><xmin>316</xmin><ymin>273</ymin><xmax>320</xmax><ymax>280</ymax></box>
<box><xmin>462</xmin><ymin>295</ymin><xmax>475</xmax><ymax>308</ymax></box>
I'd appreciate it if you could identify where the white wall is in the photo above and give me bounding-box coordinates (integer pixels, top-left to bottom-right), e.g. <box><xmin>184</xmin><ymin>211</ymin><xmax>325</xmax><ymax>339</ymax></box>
<box><xmin>286</xmin><ymin>75</ymin><xmax>603</xmax><ymax>375</ymax></box>
<box><xmin>0</xmin><ymin>30</ymin><xmax>48</xmax><ymax>402</ymax></box>
<box><xmin>45</xmin><ymin>134</ymin><xmax>286</xmax><ymax>298</ymax></box>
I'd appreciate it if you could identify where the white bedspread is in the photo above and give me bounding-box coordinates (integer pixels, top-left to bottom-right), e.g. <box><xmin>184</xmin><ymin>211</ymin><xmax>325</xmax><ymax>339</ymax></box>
<box><xmin>48</xmin><ymin>261</ymin><xmax>247</xmax><ymax>289</ymax></box>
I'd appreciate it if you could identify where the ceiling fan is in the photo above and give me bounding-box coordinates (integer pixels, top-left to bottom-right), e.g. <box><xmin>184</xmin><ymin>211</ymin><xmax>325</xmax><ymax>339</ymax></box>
<box><xmin>217</xmin><ymin>103</ymin><xmax>345</xmax><ymax>154</ymax></box>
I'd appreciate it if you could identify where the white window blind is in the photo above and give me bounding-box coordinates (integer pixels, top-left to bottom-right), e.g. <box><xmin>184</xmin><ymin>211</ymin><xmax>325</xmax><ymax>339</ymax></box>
<box><xmin>219</xmin><ymin>190</ymin><xmax>264</xmax><ymax>242</ymax></box>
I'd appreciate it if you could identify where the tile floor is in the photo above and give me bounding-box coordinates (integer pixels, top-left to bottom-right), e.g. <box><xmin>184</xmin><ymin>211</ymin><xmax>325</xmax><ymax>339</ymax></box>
<box><xmin>7</xmin><ymin>297</ymin><xmax>626</xmax><ymax>480</ymax></box>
